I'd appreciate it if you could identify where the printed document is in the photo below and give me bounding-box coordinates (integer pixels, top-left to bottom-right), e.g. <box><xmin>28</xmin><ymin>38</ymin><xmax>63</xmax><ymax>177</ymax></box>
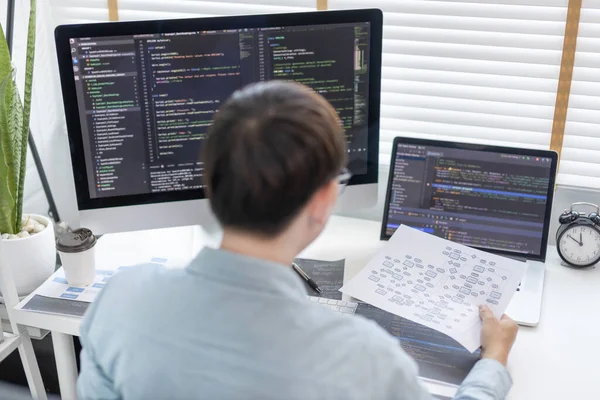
<box><xmin>17</xmin><ymin>256</ymin><xmax>186</xmax><ymax>317</ymax></box>
<box><xmin>341</xmin><ymin>225</ymin><xmax>526</xmax><ymax>352</ymax></box>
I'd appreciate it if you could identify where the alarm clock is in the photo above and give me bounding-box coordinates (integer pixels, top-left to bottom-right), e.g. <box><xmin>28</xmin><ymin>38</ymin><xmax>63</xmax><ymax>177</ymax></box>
<box><xmin>556</xmin><ymin>202</ymin><xmax>600</xmax><ymax>268</ymax></box>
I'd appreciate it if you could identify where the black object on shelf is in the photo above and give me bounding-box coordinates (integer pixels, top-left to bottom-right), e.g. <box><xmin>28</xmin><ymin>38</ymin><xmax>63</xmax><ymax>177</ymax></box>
<box><xmin>5</xmin><ymin>0</ymin><xmax>61</xmax><ymax>223</ymax></box>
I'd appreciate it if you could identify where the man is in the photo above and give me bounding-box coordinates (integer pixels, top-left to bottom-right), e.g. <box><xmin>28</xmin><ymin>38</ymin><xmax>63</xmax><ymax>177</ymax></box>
<box><xmin>78</xmin><ymin>81</ymin><xmax>517</xmax><ymax>399</ymax></box>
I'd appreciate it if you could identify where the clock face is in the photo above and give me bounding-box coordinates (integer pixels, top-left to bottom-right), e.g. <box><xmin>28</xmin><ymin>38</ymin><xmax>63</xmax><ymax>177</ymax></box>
<box><xmin>558</xmin><ymin>225</ymin><xmax>600</xmax><ymax>267</ymax></box>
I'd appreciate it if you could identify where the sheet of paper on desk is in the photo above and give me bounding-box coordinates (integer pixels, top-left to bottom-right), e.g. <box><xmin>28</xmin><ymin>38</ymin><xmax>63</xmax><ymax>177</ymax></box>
<box><xmin>17</xmin><ymin>256</ymin><xmax>185</xmax><ymax>317</ymax></box>
<box><xmin>340</xmin><ymin>225</ymin><xmax>526</xmax><ymax>353</ymax></box>
<box><xmin>19</xmin><ymin>294</ymin><xmax>91</xmax><ymax>317</ymax></box>
<box><xmin>355</xmin><ymin>302</ymin><xmax>479</xmax><ymax>387</ymax></box>
<box><xmin>31</xmin><ymin>268</ymin><xmax>117</xmax><ymax>303</ymax></box>
<box><xmin>294</xmin><ymin>258</ymin><xmax>345</xmax><ymax>299</ymax></box>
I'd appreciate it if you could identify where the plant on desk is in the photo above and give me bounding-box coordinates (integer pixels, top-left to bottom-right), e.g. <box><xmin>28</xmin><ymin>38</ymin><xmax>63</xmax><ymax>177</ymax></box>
<box><xmin>0</xmin><ymin>0</ymin><xmax>56</xmax><ymax>297</ymax></box>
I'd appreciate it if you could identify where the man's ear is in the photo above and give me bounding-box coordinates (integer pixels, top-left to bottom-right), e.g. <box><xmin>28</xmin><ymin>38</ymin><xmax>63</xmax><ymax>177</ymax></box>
<box><xmin>307</xmin><ymin>181</ymin><xmax>338</xmax><ymax>226</ymax></box>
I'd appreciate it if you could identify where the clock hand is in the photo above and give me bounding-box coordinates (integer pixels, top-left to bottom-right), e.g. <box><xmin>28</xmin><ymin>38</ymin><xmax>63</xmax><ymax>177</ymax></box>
<box><xmin>580</xmin><ymin>232</ymin><xmax>583</xmax><ymax>246</ymax></box>
<box><xmin>567</xmin><ymin>235</ymin><xmax>580</xmax><ymax>245</ymax></box>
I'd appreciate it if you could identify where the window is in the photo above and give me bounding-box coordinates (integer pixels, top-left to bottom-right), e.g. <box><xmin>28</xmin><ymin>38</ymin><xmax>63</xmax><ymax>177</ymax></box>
<box><xmin>329</xmin><ymin>0</ymin><xmax>568</xmax><ymax>166</ymax></box>
<box><xmin>50</xmin><ymin>0</ymin><xmax>315</xmax><ymax>25</ymax></box>
<box><xmin>560</xmin><ymin>1</ymin><xmax>600</xmax><ymax>189</ymax></box>
<box><xmin>38</xmin><ymin>0</ymin><xmax>600</xmax><ymax>196</ymax></box>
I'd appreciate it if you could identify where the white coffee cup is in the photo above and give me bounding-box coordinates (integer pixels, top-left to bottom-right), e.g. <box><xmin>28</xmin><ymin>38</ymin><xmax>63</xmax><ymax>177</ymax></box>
<box><xmin>56</xmin><ymin>228</ymin><xmax>97</xmax><ymax>286</ymax></box>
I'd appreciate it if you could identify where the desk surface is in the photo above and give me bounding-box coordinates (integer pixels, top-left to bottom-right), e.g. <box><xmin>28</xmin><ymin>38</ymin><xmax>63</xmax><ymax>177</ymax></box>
<box><xmin>13</xmin><ymin>216</ymin><xmax>600</xmax><ymax>399</ymax></box>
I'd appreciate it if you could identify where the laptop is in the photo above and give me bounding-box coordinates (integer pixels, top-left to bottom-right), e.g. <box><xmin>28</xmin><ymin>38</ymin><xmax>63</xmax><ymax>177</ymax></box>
<box><xmin>381</xmin><ymin>138</ymin><xmax>558</xmax><ymax>326</ymax></box>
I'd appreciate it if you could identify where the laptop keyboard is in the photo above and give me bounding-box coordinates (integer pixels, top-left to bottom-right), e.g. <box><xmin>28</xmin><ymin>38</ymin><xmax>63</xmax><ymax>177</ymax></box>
<box><xmin>307</xmin><ymin>296</ymin><xmax>358</xmax><ymax>315</ymax></box>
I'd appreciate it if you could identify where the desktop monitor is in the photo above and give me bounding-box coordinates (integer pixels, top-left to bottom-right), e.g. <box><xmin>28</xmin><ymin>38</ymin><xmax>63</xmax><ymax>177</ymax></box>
<box><xmin>381</xmin><ymin>138</ymin><xmax>558</xmax><ymax>262</ymax></box>
<box><xmin>55</xmin><ymin>9</ymin><xmax>383</xmax><ymax>234</ymax></box>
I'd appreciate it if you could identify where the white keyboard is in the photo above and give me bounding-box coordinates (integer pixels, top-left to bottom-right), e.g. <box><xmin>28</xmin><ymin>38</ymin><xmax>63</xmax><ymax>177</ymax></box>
<box><xmin>307</xmin><ymin>296</ymin><xmax>358</xmax><ymax>315</ymax></box>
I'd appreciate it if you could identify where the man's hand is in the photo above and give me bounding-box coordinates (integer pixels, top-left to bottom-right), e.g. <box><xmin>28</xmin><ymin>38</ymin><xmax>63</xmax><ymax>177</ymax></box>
<box><xmin>479</xmin><ymin>305</ymin><xmax>518</xmax><ymax>366</ymax></box>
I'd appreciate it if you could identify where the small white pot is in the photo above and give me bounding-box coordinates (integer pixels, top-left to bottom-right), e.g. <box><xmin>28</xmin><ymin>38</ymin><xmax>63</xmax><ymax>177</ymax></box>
<box><xmin>1</xmin><ymin>214</ymin><xmax>56</xmax><ymax>297</ymax></box>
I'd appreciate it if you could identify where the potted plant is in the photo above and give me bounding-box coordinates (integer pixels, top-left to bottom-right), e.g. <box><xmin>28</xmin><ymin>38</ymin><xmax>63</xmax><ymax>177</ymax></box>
<box><xmin>0</xmin><ymin>0</ymin><xmax>55</xmax><ymax>297</ymax></box>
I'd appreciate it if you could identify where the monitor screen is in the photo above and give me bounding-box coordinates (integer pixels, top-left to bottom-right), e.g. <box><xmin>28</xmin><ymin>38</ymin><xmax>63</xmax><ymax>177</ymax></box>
<box><xmin>382</xmin><ymin>139</ymin><xmax>557</xmax><ymax>259</ymax></box>
<box><xmin>66</xmin><ymin>20</ymin><xmax>374</xmax><ymax>201</ymax></box>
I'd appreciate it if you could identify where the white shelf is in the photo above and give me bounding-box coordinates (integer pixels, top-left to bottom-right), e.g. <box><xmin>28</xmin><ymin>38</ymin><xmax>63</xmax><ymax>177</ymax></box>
<box><xmin>0</xmin><ymin>333</ymin><xmax>21</xmax><ymax>362</ymax></box>
<box><xmin>0</xmin><ymin>304</ymin><xmax>49</xmax><ymax>339</ymax></box>
<box><xmin>11</xmin><ymin>307</ymin><xmax>81</xmax><ymax>337</ymax></box>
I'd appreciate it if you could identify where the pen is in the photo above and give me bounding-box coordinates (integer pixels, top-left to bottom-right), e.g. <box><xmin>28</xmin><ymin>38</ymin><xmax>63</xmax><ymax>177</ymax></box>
<box><xmin>292</xmin><ymin>262</ymin><xmax>322</xmax><ymax>294</ymax></box>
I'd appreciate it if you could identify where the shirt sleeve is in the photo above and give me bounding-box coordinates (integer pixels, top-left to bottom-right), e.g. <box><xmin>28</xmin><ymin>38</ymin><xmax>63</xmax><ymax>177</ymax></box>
<box><xmin>76</xmin><ymin>289</ymin><xmax>120</xmax><ymax>400</ymax></box>
<box><xmin>453</xmin><ymin>359</ymin><xmax>513</xmax><ymax>400</ymax></box>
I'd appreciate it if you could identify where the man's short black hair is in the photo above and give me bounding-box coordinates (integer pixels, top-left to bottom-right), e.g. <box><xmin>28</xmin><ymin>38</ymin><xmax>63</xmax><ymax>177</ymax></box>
<box><xmin>203</xmin><ymin>81</ymin><xmax>347</xmax><ymax>237</ymax></box>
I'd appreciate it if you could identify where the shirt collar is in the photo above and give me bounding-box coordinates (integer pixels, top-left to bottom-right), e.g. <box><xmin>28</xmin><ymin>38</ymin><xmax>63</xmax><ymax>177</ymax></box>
<box><xmin>188</xmin><ymin>247</ymin><xmax>308</xmax><ymax>299</ymax></box>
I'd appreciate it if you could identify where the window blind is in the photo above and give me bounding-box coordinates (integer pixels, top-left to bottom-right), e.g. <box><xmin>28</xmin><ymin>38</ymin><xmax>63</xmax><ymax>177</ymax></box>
<box><xmin>50</xmin><ymin>0</ymin><xmax>315</xmax><ymax>25</ymax></box>
<box><xmin>50</xmin><ymin>0</ymin><xmax>600</xmax><ymax>191</ymax></box>
<box><xmin>330</xmin><ymin>0</ymin><xmax>567</xmax><ymax>165</ymax></box>
<box><xmin>559</xmin><ymin>0</ymin><xmax>600</xmax><ymax>189</ymax></box>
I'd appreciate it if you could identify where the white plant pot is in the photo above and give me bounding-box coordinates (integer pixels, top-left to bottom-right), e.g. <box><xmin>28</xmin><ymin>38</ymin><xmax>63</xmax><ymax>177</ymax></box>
<box><xmin>0</xmin><ymin>214</ymin><xmax>56</xmax><ymax>297</ymax></box>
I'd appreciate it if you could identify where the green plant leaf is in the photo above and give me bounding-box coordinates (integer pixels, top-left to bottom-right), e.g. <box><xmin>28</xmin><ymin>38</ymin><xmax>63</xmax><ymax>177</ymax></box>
<box><xmin>0</xmin><ymin>27</ymin><xmax>12</xmax><ymax>87</ymax></box>
<box><xmin>0</xmin><ymin>73</ymin><xmax>18</xmax><ymax>234</ymax></box>
<box><xmin>0</xmin><ymin>0</ymin><xmax>36</xmax><ymax>234</ymax></box>
<box><xmin>9</xmin><ymin>80</ymin><xmax>23</xmax><ymax>233</ymax></box>
<box><xmin>15</xmin><ymin>0</ymin><xmax>37</xmax><ymax>232</ymax></box>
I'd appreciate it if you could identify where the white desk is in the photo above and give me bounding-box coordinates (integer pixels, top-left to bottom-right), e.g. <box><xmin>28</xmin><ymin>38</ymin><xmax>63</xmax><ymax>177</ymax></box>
<box><xmin>12</xmin><ymin>216</ymin><xmax>600</xmax><ymax>399</ymax></box>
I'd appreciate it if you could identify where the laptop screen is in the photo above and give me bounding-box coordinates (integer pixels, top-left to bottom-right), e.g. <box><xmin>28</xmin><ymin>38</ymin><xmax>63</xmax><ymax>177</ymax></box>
<box><xmin>381</xmin><ymin>138</ymin><xmax>557</xmax><ymax>261</ymax></box>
